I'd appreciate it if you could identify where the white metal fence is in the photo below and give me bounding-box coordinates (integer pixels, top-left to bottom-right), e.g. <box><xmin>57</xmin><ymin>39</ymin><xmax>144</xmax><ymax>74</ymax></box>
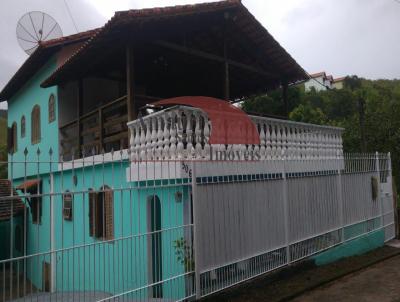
<box><xmin>0</xmin><ymin>151</ymin><xmax>395</xmax><ymax>301</ymax></box>
<box><xmin>191</xmin><ymin>153</ymin><xmax>395</xmax><ymax>298</ymax></box>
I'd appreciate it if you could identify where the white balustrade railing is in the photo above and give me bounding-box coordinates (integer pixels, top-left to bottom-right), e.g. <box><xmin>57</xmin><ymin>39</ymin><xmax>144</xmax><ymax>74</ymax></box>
<box><xmin>127</xmin><ymin>106</ymin><xmax>344</xmax><ymax>161</ymax></box>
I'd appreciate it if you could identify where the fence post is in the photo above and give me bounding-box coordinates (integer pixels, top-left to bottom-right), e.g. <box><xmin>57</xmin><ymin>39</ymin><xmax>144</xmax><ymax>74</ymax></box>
<box><xmin>191</xmin><ymin>161</ymin><xmax>201</xmax><ymax>299</ymax></box>
<box><xmin>375</xmin><ymin>152</ymin><xmax>383</xmax><ymax>228</ymax></box>
<box><xmin>9</xmin><ymin>153</ymin><xmax>14</xmax><ymax>299</ymax></box>
<box><xmin>281</xmin><ymin>151</ymin><xmax>291</xmax><ymax>264</ymax></box>
<box><xmin>49</xmin><ymin>149</ymin><xmax>56</xmax><ymax>293</ymax></box>
<box><xmin>337</xmin><ymin>151</ymin><xmax>344</xmax><ymax>242</ymax></box>
<box><xmin>387</xmin><ymin>152</ymin><xmax>396</xmax><ymax>240</ymax></box>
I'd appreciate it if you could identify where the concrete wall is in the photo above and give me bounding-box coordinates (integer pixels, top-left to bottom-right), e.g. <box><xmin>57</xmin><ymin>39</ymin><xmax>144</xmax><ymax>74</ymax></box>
<box><xmin>313</xmin><ymin>229</ymin><xmax>385</xmax><ymax>266</ymax></box>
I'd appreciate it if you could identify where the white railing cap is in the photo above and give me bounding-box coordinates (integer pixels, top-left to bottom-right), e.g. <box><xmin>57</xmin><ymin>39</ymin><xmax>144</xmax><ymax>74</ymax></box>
<box><xmin>127</xmin><ymin>104</ymin><xmax>344</xmax><ymax>132</ymax></box>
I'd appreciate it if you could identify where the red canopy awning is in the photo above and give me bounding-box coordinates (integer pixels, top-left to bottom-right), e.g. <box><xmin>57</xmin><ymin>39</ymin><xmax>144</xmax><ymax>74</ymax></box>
<box><xmin>16</xmin><ymin>179</ymin><xmax>41</xmax><ymax>191</ymax></box>
<box><xmin>153</xmin><ymin>96</ymin><xmax>260</xmax><ymax>145</ymax></box>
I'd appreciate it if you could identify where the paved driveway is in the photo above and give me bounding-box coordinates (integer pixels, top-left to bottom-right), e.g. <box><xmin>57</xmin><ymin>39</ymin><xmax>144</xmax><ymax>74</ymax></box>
<box><xmin>292</xmin><ymin>254</ymin><xmax>400</xmax><ymax>302</ymax></box>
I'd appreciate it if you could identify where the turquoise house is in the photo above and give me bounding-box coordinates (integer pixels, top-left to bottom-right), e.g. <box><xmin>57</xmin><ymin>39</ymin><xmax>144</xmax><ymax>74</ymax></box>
<box><xmin>1</xmin><ymin>1</ymin><xmax>353</xmax><ymax>300</ymax></box>
<box><xmin>1</xmin><ymin>2</ymin><xmax>395</xmax><ymax>301</ymax></box>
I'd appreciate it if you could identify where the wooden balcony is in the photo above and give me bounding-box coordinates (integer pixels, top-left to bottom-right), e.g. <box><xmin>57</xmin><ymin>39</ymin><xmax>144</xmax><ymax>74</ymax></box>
<box><xmin>59</xmin><ymin>96</ymin><xmax>129</xmax><ymax>160</ymax></box>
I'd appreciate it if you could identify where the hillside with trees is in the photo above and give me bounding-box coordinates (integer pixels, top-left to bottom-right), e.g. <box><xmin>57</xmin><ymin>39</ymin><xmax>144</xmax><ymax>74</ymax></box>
<box><xmin>242</xmin><ymin>76</ymin><xmax>400</xmax><ymax>190</ymax></box>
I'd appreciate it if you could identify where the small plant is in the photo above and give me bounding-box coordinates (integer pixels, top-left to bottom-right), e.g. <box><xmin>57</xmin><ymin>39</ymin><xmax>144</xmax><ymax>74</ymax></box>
<box><xmin>173</xmin><ymin>237</ymin><xmax>195</xmax><ymax>272</ymax></box>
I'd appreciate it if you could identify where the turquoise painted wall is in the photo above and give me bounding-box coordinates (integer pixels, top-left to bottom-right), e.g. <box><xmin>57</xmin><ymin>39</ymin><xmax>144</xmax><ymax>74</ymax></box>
<box><xmin>6</xmin><ymin>54</ymin><xmax>188</xmax><ymax>299</ymax></box>
<box><xmin>16</xmin><ymin>163</ymin><xmax>188</xmax><ymax>300</ymax></box>
<box><xmin>7</xmin><ymin>56</ymin><xmax>59</xmax><ymax>179</ymax></box>
<box><xmin>313</xmin><ymin>229</ymin><xmax>385</xmax><ymax>266</ymax></box>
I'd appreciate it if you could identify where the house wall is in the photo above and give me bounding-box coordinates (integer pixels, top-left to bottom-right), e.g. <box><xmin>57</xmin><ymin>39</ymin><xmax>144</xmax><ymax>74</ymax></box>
<box><xmin>16</xmin><ymin>162</ymin><xmax>188</xmax><ymax>300</ymax></box>
<box><xmin>304</xmin><ymin>76</ymin><xmax>327</xmax><ymax>92</ymax></box>
<box><xmin>333</xmin><ymin>81</ymin><xmax>344</xmax><ymax>89</ymax></box>
<box><xmin>7</xmin><ymin>57</ymin><xmax>59</xmax><ymax>179</ymax></box>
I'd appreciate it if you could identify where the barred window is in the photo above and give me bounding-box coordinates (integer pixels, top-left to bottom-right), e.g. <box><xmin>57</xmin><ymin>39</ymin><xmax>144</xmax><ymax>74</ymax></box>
<box><xmin>21</xmin><ymin>116</ymin><xmax>25</xmax><ymax>138</ymax></box>
<box><xmin>31</xmin><ymin>105</ymin><xmax>41</xmax><ymax>145</ymax></box>
<box><xmin>48</xmin><ymin>94</ymin><xmax>55</xmax><ymax>123</ymax></box>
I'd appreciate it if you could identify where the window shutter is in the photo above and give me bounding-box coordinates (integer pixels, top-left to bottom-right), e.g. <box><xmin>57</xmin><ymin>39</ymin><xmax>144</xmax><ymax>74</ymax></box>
<box><xmin>12</xmin><ymin>123</ymin><xmax>17</xmax><ymax>153</ymax></box>
<box><xmin>95</xmin><ymin>192</ymin><xmax>103</xmax><ymax>238</ymax></box>
<box><xmin>21</xmin><ymin>116</ymin><xmax>25</xmax><ymax>138</ymax></box>
<box><xmin>104</xmin><ymin>189</ymin><xmax>114</xmax><ymax>240</ymax></box>
<box><xmin>48</xmin><ymin>94</ymin><xmax>55</xmax><ymax>123</ymax></box>
<box><xmin>31</xmin><ymin>106</ymin><xmax>41</xmax><ymax>145</ymax></box>
<box><xmin>89</xmin><ymin>191</ymin><xmax>96</xmax><ymax>237</ymax></box>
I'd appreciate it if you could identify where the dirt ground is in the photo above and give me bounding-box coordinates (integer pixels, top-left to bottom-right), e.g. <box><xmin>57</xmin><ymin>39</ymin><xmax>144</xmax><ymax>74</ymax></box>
<box><xmin>292</xmin><ymin>254</ymin><xmax>400</xmax><ymax>302</ymax></box>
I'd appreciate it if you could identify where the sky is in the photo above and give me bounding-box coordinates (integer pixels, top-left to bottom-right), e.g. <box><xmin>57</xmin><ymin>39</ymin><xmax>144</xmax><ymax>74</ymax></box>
<box><xmin>0</xmin><ymin>0</ymin><xmax>400</xmax><ymax>109</ymax></box>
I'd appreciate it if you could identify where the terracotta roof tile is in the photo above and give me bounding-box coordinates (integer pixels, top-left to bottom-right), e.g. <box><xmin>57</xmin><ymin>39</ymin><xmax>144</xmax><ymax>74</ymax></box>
<box><xmin>309</xmin><ymin>71</ymin><xmax>326</xmax><ymax>78</ymax></box>
<box><xmin>333</xmin><ymin>76</ymin><xmax>346</xmax><ymax>83</ymax></box>
<box><xmin>0</xmin><ymin>28</ymin><xmax>98</xmax><ymax>101</ymax></box>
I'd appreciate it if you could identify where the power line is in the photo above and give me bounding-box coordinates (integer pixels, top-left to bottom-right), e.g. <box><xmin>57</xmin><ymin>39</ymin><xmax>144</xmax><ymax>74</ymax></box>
<box><xmin>63</xmin><ymin>0</ymin><xmax>79</xmax><ymax>33</ymax></box>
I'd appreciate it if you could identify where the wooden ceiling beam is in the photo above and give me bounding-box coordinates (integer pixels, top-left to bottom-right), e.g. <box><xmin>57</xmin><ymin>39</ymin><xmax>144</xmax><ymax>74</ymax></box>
<box><xmin>154</xmin><ymin>40</ymin><xmax>276</xmax><ymax>79</ymax></box>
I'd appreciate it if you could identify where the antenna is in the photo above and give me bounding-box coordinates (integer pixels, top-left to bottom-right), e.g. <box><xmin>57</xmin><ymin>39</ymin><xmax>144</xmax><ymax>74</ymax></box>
<box><xmin>16</xmin><ymin>11</ymin><xmax>63</xmax><ymax>55</ymax></box>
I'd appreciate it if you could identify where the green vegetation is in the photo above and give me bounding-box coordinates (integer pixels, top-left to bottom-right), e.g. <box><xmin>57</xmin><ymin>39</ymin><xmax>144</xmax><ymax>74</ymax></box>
<box><xmin>241</xmin><ymin>76</ymin><xmax>400</xmax><ymax>188</ymax></box>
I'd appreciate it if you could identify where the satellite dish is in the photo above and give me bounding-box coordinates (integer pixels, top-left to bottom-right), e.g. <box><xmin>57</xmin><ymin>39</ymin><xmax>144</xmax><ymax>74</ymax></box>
<box><xmin>16</xmin><ymin>11</ymin><xmax>63</xmax><ymax>55</ymax></box>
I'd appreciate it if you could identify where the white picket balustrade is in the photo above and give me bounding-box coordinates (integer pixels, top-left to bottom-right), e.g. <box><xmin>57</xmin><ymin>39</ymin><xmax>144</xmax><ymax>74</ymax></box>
<box><xmin>127</xmin><ymin>106</ymin><xmax>344</xmax><ymax>161</ymax></box>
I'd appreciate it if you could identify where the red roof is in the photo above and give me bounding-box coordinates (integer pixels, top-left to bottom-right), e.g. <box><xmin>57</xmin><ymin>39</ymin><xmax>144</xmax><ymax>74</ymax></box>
<box><xmin>154</xmin><ymin>96</ymin><xmax>260</xmax><ymax>145</ymax></box>
<box><xmin>16</xmin><ymin>179</ymin><xmax>41</xmax><ymax>191</ymax></box>
<box><xmin>41</xmin><ymin>0</ymin><xmax>307</xmax><ymax>88</ymax></box>
<box><xmin>0</xmin><ymin>29</ymin><xmax>97</xmax><ymax>102</ymax></box>
<box><xmin>333</xmin><ymin>77</ymin><xmax>346</xmax><ymax>83</ymax></box>
<box><xmin>309</xmin><ymin>72</ymin><xmax>327</xmax><ymax>78</ymax></box>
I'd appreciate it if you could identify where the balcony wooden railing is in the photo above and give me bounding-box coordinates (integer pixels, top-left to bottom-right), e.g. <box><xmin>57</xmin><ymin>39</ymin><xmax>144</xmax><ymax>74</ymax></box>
<box><xmin>59</xmin><ymin>96</ymin><xmax>128</xmax><ymax>160</ymax></box>
<box><xmin>127</xmin><ymin>105</ymin><xmax>344</xmax><ymax>161</ymax></box>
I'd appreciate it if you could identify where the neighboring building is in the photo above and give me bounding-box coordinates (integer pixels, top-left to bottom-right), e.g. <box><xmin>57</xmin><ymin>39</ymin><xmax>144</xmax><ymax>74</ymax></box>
<box><xmin>304</xmin><ymin>71</ymin><xmax>333</xmax><ymax>91</ymax></box>
<box><xmin>333</xmin><ymin>76</ymin><xmax>346</xmax><ymax>89</ymax></box>
<box><xmin>305</xmin><ymin>72</ymin><xmax>347</xmax><ymax>91</ymax></box>
<box><xmin>0</xmin><ymin>0</ymin><xmax>308</xmax><ymax>299</ymax></box>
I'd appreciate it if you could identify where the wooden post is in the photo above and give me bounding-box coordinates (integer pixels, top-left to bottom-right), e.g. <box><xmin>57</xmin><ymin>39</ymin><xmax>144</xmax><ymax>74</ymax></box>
<box><xmin>126</xmin><ymin>45</ymin><xmax>137</xmax><ymax>121</ymax></box>
<box><xmin>77</xmin><ymin>79</ymin><xmax>83</xmax><ymax>155</ymax></box>
<box><xmin>223</xmin><ymin>39</ymin><xmax>230</xmax><ymax>101</ymax></box>
<box><xmin>282</xmin><ymin>80</ymin><xmax>289</xmax><ymax>117</ymax></box>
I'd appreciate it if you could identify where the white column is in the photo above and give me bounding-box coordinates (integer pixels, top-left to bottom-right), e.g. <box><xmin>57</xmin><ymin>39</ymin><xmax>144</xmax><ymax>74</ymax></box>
<box><xmin>169</xmin><ymin>111</ymin><xmax>177</xmax><ymax>160</ymax></box>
